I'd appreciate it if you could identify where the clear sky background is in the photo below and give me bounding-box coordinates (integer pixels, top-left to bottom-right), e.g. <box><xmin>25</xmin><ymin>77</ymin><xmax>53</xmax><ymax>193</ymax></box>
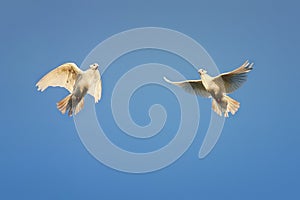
<box><xmin>1</xmin><ymin>0</ymin><xmax>299</xmax><ymax>199</ymax></box>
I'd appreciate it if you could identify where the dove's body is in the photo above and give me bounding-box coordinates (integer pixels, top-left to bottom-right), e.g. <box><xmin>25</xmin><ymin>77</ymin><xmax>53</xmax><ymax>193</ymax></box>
<box><xmin>200</xmin><ymin>73</ymin><xmax>222</xmax><ymax>100</ymax></box>
<box><xmin>200</xmin><ymin>73</ymin><xmax>236</xmax><ymax>117</ymax></box>
<box><xmin>36</xmin><ymin>63</ymin><xmax>102</xmax><ymax>116</ymax></box>
<box><xmin>61</xmin><ymin>73</ymin><xmax>89</xmax><ymax>116</ymax></box>
<box><xmin>73</xmin><ymin>69</ymin><xmax>98</xmax><ymax>101</ymax></box>
<box><xmin>164</xmin><ymin>60</ymin><xmax>253</xmax><ymax>117</ymax></box>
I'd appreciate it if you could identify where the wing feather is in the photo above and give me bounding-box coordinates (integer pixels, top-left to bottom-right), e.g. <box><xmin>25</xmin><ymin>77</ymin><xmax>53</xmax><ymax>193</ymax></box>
<box><xmin>88</xmin><ymin>70</ymin><xmax>102</xmax><ymax>103</ymax></box>
<box><xmin>164</xmin><ymin>77</ymin><xmax>210</xmax><ymax>97</ymax></box>
<box><xmin>36</xmin><ymin>63</ymin><xmax>82</xmax><ymax>93</ymax></box>
<box><xmin>213</xmin><ymin>60</ymin><xmax>253</xmax><ymax>94</ymax></box>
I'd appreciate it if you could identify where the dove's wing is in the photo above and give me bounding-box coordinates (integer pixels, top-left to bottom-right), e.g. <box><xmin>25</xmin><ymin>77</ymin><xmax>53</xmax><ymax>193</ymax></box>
<box><xmin>36</xmin><ymin>63</ymin><xmax>82</xmax><ymax>93</ymax></box>
<box><xmin>88</xmin><ymin>70</ymin><xmax>102</xmax><ymax>103</ymax></box>
<box><xmin>213</xmin><ymin>60</ymin><xmax>253</xmax><ymax>94</ymax></box>
<box><xmin>164</xmin><ymin>77</ymin><xmax>211</xmax><ymax>97</ymax></box>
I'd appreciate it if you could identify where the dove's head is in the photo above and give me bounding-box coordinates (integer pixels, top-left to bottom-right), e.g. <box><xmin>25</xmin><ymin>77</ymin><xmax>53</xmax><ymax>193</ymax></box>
<box><xmin>89</xmin><ymin>63</ymin><xmax>99</xmax><ymax>70</ymax></box>
<box><xmin>198</xmin><ymin>69</ymin><xmax>207</xmax><ymax>75</ymax></box>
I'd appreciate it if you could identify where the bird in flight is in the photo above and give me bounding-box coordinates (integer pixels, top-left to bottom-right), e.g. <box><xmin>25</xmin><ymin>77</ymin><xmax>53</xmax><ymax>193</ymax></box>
<box><xmin>164</xmin><ymin>60</ymin><xmax>253</xmax><ymax>117</ymax></box>
<box><xmin>36</xmin><ymin>63</ymin><xmax>102</xmax><ymax>116</ymax></box>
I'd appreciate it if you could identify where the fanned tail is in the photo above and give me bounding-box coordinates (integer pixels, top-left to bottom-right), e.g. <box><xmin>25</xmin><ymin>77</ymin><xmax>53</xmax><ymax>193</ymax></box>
<box><xmin>57</xmin><ymin>94</ymin><xmax>72</xmax><ymax>115</ymax></box>
<box><xmin>224</xmin><ymin>95</ymin><xmax>240</xmax><ymax>117</ymax></box>
<box><xmin>56</xmin><ymin>94</ymin><xmax>84</xmax><ymax>116</ymax></box>
<box><xmin>212</xmin><ymin>95</ymin><xmax>240</xmax><ymax>117</ymax></box>
<box><xmin>212</xmin><ymin>99</ymin><xmax>223</xmax><ymax>116</ymax></box>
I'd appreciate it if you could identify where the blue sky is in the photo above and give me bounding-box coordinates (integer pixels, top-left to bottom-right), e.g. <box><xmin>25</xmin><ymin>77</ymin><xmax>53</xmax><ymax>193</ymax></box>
<box><xmin>1</xmin><ymin>0</ymin><xmax>299</xmax><ymax>199</ymax></box>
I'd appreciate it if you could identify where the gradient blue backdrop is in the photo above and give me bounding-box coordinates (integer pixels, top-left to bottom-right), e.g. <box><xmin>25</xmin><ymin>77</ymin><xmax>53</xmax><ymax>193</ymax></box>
<box><xmin>1</xmin><ymin>0</ymin><xmax>299</xmax><ymax>199</ymax></box>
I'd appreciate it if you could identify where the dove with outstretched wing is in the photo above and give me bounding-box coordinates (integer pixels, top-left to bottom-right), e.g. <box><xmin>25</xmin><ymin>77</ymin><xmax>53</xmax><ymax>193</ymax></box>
<box><xmin>36</xmin><ymin>63</ymin><xmax>102</xmax><ymax>116</ymax></box>
<box><xmin>164</xmin><ymin>60</ymin><xmax>253</xmax><ymax>117</ymax></box>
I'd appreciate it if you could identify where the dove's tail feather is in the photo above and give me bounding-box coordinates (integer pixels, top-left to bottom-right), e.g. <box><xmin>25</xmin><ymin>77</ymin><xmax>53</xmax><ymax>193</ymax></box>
<box><xmin>223</xmin><ymin>95</ymin><xmax>240</xmax><ymax>117</ymax></box>
<box><xmin>56</xmin><ymin>94</ymin><xmax>85</xmax><ymax>116</ymax></box>
<box><xmin>57</xmin><ymin>94</ymin><xmax>72</xmax><ymax>115</ymax></box>
<box><xmin>212</xmin><ymin>95</ymin><xmax>240</xmax><ymax>117</ymax></box>
<box><xmin>212</xmin><ymin>99</ymin><xmax>223</xmax><ymax>116</ymax></box>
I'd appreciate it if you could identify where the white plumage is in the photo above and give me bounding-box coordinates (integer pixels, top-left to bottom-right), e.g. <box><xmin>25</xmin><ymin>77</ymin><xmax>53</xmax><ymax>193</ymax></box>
<box><xmin>164</xmin><ymin>60</ymin><xmax>253</xmax><ymax>117</ymax></box>
<box><xmin>36</xmin><ymin>62</ymin><xmax>102</xmax><ymax>116</ymax></box>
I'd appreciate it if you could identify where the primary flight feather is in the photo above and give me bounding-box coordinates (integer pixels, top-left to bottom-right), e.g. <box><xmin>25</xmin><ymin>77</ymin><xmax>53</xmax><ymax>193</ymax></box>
<box><xmin>164</xmin><ymin>60</ymin><xmax>253</xmax><ymax>117</ymax></box>
<box><xmin>36</xmin><ymin>62</ymin><xmax>102</xmax><ymax>116</ymax></box>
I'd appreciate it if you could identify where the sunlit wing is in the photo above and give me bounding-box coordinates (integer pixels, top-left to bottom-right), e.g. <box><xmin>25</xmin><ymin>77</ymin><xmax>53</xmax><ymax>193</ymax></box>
<box><xmin>36</xmin><ymin>63</ymin><xmax>82</xmax><ymax>93</ymax></box>
<box><xmin>164</xmin><ymin>77</ymin><xmax>211</xmax><ymax>97</ymax></box>
<box><xmin>88</xmin><ymin>70</ymin><xmax>102</xmax><ymax>103</ymax></box>
<box><xmin>213</xmin><ymin>60</ymin><xmax>253</xmax><ymax>94</ymax></box>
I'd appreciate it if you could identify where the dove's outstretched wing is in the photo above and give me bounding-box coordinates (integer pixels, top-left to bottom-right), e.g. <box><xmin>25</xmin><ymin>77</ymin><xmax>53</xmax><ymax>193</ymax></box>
<box><xmin>164</xmin><ymin>77</ymin><xmax>211</xmax><ymax>97</ymax></box>
<box><xmin>213</xmin><ymin>60</ymin><xmax>253</xmax><ymax>94</ymax></box>
<box><xmin>36</xmin><ymin>63</ymin><xmax>82</xmax><ymax>93</ymax></box>
<box><xmin>87</xmin><ymin>70</ymin><xmax>102</xmax><ymax>103</ymax></box>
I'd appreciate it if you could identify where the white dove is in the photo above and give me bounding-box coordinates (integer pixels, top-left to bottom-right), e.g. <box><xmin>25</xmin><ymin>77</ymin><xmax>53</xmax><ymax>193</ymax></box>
<box><xmin>164</xmin><ymin>60</ymin><xmax>253</xmax><ymax>117</ymax></box>
<box><xmin>36</xmin><ymin>62</ymin><xmax>102</xmax><ymax>116</ymax></box>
